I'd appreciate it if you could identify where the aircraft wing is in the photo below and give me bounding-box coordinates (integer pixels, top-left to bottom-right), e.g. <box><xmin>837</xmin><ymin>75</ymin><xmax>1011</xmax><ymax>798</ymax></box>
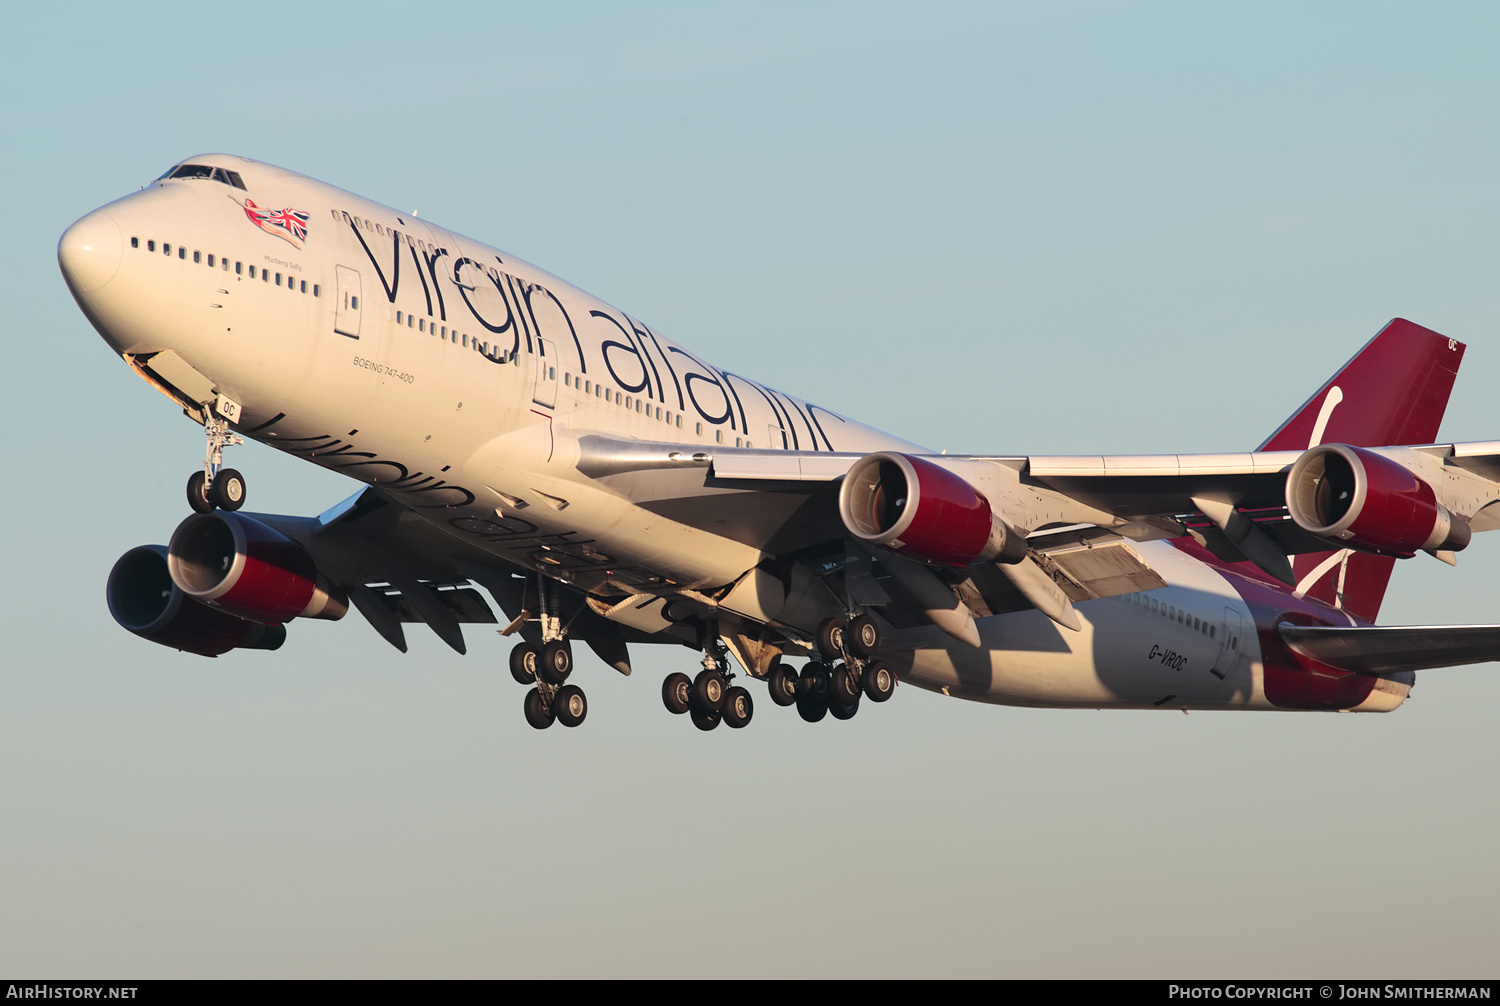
<box><xmin>573</xmin><ymin>435</ymin><xmax>1500</xmax><ymax>634</ymax></box>
<box><xmin>257</xmin><ymin>488</ymin><xmax>677</xmax><ymax>669</ymax></box>
<box><xmin>1278</xmin><ymin>622</ymin><xmax>1500</xmax><ymax>674</ymax></box>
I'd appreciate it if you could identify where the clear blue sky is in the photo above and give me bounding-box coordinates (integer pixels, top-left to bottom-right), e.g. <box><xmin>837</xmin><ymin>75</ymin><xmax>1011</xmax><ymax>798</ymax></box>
<box><xmin>3</xmin><ymin>2</ymin><xmax>1498</xmax><ymax>977</ymax></box>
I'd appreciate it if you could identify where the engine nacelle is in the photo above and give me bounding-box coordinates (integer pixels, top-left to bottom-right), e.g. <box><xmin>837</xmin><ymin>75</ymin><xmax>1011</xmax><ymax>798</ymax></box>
<box><xmin>1286</xmin><ymin>443</ymin><xmax>1471</xmax><ymax>557</ymax></box>
<box><xmin>168</xmin><ymin>512</ymin><xmax>348</xmax><ymax>624</ymax></box>
<box><xmin>838</xmin><ymin>452</ymin><xmax>1027</xmax><ymax>566</ymax></box>
<box><xmin>107</xmin><ymin>545</ymin><xmax>286</xmax><ymax>657</ymax></box>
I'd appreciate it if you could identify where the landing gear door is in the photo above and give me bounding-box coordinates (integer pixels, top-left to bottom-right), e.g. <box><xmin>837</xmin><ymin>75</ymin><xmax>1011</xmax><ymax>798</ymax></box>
<box><xmin>532</xmin><ymin>337</ymin><xmax>558</xmax><ymax>408</ymax></box>
<box><xmin>334</xmin><ymin>266</ymin><xmax>362</xmax><ymax>339</ymax></box>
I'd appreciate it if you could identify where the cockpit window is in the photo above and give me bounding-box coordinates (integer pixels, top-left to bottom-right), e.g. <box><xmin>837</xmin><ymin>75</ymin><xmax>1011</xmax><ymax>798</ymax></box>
<box><xmin>157</xmin><ymin>164</ymin><xmax>248</xmax><ymax>190</ymax></box>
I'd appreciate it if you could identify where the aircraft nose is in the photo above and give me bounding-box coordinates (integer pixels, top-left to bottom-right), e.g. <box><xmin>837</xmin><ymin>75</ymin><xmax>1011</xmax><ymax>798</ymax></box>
<box><xmin>58</xmin><ymin>210</ymin><xmax>123</xmax><ymax>294</ymax></box>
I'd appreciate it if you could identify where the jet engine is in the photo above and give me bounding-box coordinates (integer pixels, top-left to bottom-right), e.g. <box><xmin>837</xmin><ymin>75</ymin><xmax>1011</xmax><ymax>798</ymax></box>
<box><xmin>107</xmin><ymin>544</ymin><xmax>286</xmax><ymax>657</ymax></box>
<box><xmin>838</xmin><ymin>452</ymin><xmax>1027</xmax><ymax>566</ymax></box>
<box><xmin>1286</xmin><ymin>443</ymin><xmax>1471</xmax><ymax>556</ymax></box>
<box><xmin>168</xmin><ymin>511</ymin><xmax>348</xmax><ymax>623</ymax></box>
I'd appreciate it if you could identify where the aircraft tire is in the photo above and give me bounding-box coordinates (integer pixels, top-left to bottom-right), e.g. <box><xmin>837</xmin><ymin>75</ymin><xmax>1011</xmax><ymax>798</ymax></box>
<box><xmin>509</xmin><ymin>643</ymin><xmax>539</xmax><ymax>685</ymax></box>
<box><xmin>815</xmin><ymin>618</ymin><xmax>845</xmax><ymax>660</ymax></box>
<box><xmin>830</xmin><ymin>662</ymin><xmax>861</xmax><ymax>706</ymax></box>
<box><xmin>209</xmin><ymin>468</ymin><xmax>246</xmax><ymax>511</ymax></box>
<box><xmin>523</xmin><ymin>688</ymin><xmax>555</xmax><ymax>730</ymax></box>
<box><xmin>766</xmin><ymin>662</ymin><xmax>798</xmax><ymax>707</ymax></box>
<box><xmin>722</xmin><ymin>686</ymin><xmax>753</xmax><ymax>728</ymax></box>
<box><xmin>862</xmin><ymin>661</ymin><xmax>896</xmax><ymax>703</ymax></box>
<box><xmin>689</xmin><ymin>706</ymin><xmax>721</xmax><ymax>731</ymax></box>
<box><xmin>828</xmin><ymin>694</ymin><xmax>860</xmax><ymax>721</ymax></box>
<box><xmin>554</xmin><ymin>685</ymin><xmax>587</xmax><ymax>727</ymax></box>
<box><xmin>691</xmin><ymin>668</ymin><xmax>726</xmax><ymax>713</ymax></box>
<box><xmin>799</xmin><ymin>661</ymin><xmax>830</xmax><ymax>699</ymax></box>
<box><xmin>538</xmin><ymin>640</ymin><xmax>573</xmax><ymax>685</ymax></box>
<box><xmin>186</xmin><ymin>471</ymin><xmax>214</xmax><ymax>514</ymax></box>
<box><xmin>845</xmin><ymin>614</ymin><xmax>879</xmax><ymax>657</ymax></box>
<box><xmin>795</xmin><ymin>692</ymin><xmax>828</xmax><ymax>724</ymax></box>
<box><xmin>662</xmin><ymin>672</ymin><xmax>692</xmax><ymax>714</ymax></box>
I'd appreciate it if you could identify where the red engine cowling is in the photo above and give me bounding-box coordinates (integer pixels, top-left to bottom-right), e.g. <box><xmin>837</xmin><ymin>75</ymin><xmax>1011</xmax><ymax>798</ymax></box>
<box><xmin>107</xmin><ymin>545</ymin><xmax>286</xmax><ymax>657</ymax></box>
<box><xmin>838</xmin><ymin>452</ymin><xmax>1027</xmax><ymax>566</ymax></box>
<box><xmin>1286</xmin><ymin>443</ymin><xmax>1471</xmax><ymax>557</ymax></box>
<box><xmin>168</xmin><ymin>512</ymin><xmax>347</xmax><ymax>624</ymax></box>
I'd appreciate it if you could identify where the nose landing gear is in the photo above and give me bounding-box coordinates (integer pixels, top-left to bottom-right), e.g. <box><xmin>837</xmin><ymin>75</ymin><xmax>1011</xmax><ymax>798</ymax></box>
<box><xmin>186</xmin><ymin>412</ymin><xmax>247</xmax><ymax>513</ymax></box>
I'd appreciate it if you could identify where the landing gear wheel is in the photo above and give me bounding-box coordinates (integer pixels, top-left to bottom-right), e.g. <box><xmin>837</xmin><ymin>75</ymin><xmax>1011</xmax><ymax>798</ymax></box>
<box><xmin>828</xmin><ymin>694</ymin><xmax>860</xmax><ymax>720</ymax></box>
<box><xmin>799</xmin><ymin>661</ymin><xmax>830</xmax><ymax>700</ymax></box>
<box><xmin>553</xmin><ymin>685</ymin><xmax>587</xmax><ymax>727</ymax></box>
<box><xmin>690</xmin><ymin>706</ymin><xmax>722</xmax><ymax>731</ymax></box>
<box><xmin>692</xmin><ymin>668</ymin><xmax>726</xmax><ymax>712</ymax></box>
<box><xmin>722</xmin><ymin>686</ymin><xmax>753</xmax><ymax>728</ymax></box>
<box><xmin>523</xmin><ymin>688</ymin><xmax>555</xmax><ymax>730</ymax></box>
<box><xmin>815</xmin><ymin>618</ymin><xmax>846</xmax><ymax>661</ymax></box>
<box><xmin>208</xmin><ymin>468</ymin><xmax>246</xmax><ymax>511</ymax></box>
<box><xmin>830</xmin><ymin>662</ymin><xmax>861</xmax><ymax>706</ymax></box>
<box><xmin>186</xmin><ymin>471</ymin><xmax>213</xmax><ymax>514</ymax></box>
<box><xmin>766</xmin><ymin>661</ymin><xmax>798</xmax><ymax>707</ymax></box>
<box><xmin>846</xmin><ymin>614</ymin><xmax>880</xmax><ymax>658</ymax></box>
<box><xmin>662</xmin><ymin>672</ymin><xmax>692</xmax><ymax>715</ymax></box>
<box><xmin>862</xmin><ymin>660</ymin><xmax>896</xmax><ymax>703</ymax></box>
<box><xmin>538</xmin><ymin>640</ymin><xmax>573</xmax><ymax>685</ymax></box>
<box><xmin>796</xmin><ymin>692</ymin><xmax>828</xmax><ymax>724</ymax></box>
<box><xmin>509</xmin><ymin>642</ymin><xmax>539</xmax><ymax>685</ymax></box>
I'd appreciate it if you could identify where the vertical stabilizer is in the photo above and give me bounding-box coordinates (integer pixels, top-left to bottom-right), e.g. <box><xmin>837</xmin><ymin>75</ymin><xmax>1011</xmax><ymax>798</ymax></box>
<box><xmin>1261</xmin><ymin>319</ymin><xmax>1464</xmax><ymax>621</ymax></box>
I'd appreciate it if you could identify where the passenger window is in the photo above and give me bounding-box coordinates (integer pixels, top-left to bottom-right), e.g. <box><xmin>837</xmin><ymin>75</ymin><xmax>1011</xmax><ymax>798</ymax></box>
<box><xmin>249</xmin><ymin>265</ymin><xmax>256</xmax><ymax>278</ymax></box>
<box><xmin>147</xmin><ymin>240</ymin><xmax>155</xmax><ymax>252</ymax></box>
<box><xmin>193</xmin><ymin>251</ymin><xmax>201</xmax><ymax>264</ymax></box>
<box><xmin>300</xmin><ymin>280</ymin><xmax>306</xmax><ymax>293</ymax></box>
<box><xmin>275</xmin><ymin>273</ymin><xmax>282</xmax><ymax>286</ymax></box>
<box><xmin>163</xmin><ymin>244</ymin><xmax>171</xmax><ymax>255</ymax></box>
<box><xmin>313</xmin><ymin>284</ymin><xmax>320</xmax><ymax>297</ymax></box>
<box><xmin>207</xmin><ymin>254</ymin><xmax>214</xmax><ymax>267</ymax></box>
<box><xmin>351</xmin><ymin>296</ymin><xmax>358</xmax><ymax>309</ymax></box>
<box><xmin>397</xmin><ymin>310</ymin><xmax>403</xmax><ymax>324</ymax></box>
<box><xmin>235</xmin><ymin>262</ymin><xmax>242</xmax><ymax>275</ymax></box>
<box><xmin>408</xmin><ymin>315</ymin><xmax>414</xmax><ymax>328</ymax></box>
<box><xmin>716</xmin><ymin>430</ymin><xmax>724</xmax><ymax>444</ymax></box>
<box><xmin>179</xmin><ymin>247</ymin><xmax>186</xmax><ymax>259</ymax></box>
<box><xmin>262</xmin><ymin>269</ymin><xmax>270</xmax><ymax>282</ymax></box>
<box><xmin>419</xmin><ymin>319</ymin><xmax>425</xmax><ymax>332</ymax></box>
<box><xmin>131</xmin><ymin>237</ymin><xmax>139</xmax><ymax>249</ymax></box>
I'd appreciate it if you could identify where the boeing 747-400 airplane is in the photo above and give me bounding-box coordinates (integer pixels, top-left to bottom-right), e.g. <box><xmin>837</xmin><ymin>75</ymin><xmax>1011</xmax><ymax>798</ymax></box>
<box><xmin>57</xmin><ymin>154</ymin><xmax>1500</xmax><ymax>730</ymax></box>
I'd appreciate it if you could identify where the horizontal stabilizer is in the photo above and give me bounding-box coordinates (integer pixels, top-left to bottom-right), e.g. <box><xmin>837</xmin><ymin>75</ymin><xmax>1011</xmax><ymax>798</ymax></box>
<box><xmin>1278</xmin><ymin>622</ymin><xmax>1500</xmax><ymax>675</ymax></box>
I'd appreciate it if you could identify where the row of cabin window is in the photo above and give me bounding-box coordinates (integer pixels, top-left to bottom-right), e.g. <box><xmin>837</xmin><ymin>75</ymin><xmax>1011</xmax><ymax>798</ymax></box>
<box><xmin>336</xmin><ymin>209</ymin><xmax>440</xmax><ymax>256</ymax></box>
<box><xmin>129</xmin><ymin>237</ymin><xmax>321</xmax><ymax>296</ymax></box>
<box><xmin>1127</xmin><ymin>592</ymin><xmax>1237</xmax><ymax>649</ymax></box>
<box><xmin>557</xmin><ymin>371</ymin><xmax>748</xmax><ymax>445</ymax></box>
<box><xmin>394</xmin><ymin>309</ymin><xmax>482</xmax><ymax>348</ymax></box>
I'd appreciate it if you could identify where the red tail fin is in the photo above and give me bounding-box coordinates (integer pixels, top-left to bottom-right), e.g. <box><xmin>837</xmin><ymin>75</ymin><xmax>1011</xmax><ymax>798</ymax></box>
<box><xmin>1262</xmin><ymin>319</ymin><xmax>1464</xmax><ymax>621</ymax></box>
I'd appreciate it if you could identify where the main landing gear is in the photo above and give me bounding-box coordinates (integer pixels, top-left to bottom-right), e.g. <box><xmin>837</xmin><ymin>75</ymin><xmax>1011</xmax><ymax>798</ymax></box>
<box><xmin>509</xmin><ymin>576</ymin><xmax>588</xmax><ymax>730</ymax></box>
<box><xmin>661</xmin><ymin>641</ymin><xmax>753</xmax><ymax>732</ymax></box>
<box><xmin>658</xmin><ymin>614</ymin><xmax>895</xmax><ymax>732</ymax></box>
<box><xmin>187</xmin><ymin>413</ymin><xmax>247</xmax><ymax>513</ymax></box>
<box><xmin>793</xmin><ymin>615</ymin><xmax>895</xmax><ymax>724</ymax></box>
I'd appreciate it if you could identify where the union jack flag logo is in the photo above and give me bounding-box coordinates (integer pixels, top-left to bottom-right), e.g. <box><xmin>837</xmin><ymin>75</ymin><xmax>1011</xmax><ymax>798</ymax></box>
<box><xmin>231</xmin><ymin>196</ymin><xmax>310</xmax><ymax>248</ymax></box>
